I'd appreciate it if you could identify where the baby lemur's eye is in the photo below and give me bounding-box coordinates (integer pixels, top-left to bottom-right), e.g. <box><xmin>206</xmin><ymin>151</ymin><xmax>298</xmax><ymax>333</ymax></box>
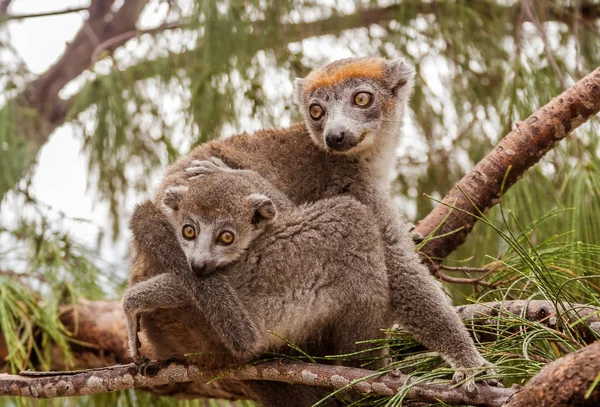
<box><xmin>309</xmin><ymin>104</ymin><xmax>324</xmax><ymax>120</ymax></box>
<box><xmin>218</xmin><ymin>231</ymin><xmax>235</xmax><ymax>245</ymax></box>
<box><xmin>182</xmin><ymin>225</ymin><xmax>196</xmax><ymax>240</ymax></box>
<box><xmin>354</xmin><ymin>92</ymin><xmax>372</xmax><ymax>107</ymax></box>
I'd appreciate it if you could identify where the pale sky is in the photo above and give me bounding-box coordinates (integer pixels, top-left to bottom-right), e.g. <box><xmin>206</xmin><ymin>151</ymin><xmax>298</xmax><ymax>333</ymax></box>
<box><xmin>0</xmin><ymin>1</ymin><xmax>444</xmax><ymax>283</ymax></box>
<box><xmin>0</xmin><ymin>1</ymin><xmax>368</xmax><ymax>278</ymax></box>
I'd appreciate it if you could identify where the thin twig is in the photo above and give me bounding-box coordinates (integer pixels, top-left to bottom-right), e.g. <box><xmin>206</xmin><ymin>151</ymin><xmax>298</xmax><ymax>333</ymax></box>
<box><xmin>525</xmin><ymin>0</ymin><xmax>568</xmax><ymax>89</ymax></box>
<box><xmin>5</xmin><ymin>6</ymin><xmax>88</xmax><ymax>21</ymax></box>
<box><xmin>90</xmin><ymin>22</ymin><xmax>182</xmax><ymax>63</ymax></box>
<box><xmin>439</xmin><ymin>264</ymin><xmax>498</xmax><ymax>273</ymax></box>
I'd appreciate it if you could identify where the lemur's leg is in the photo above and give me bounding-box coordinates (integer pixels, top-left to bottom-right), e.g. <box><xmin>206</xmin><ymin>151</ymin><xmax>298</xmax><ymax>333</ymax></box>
<box><xmin>371</xmin><ymin>195</ymin><xmax>498</xmax><ymax>392</ymax></box>
<box><xmin>122</xmin><ymin>273</ymin><xmax>190</xmax><ymax>361</ymax></box>
<box><xmin>329</xmin><ymin>300</ymin><xmax>389</xmax><ymax>370</ymax></box>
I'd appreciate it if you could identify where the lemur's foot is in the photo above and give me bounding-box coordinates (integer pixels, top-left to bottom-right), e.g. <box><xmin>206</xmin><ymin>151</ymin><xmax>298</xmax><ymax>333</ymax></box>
<box><xmin>186</xmin><ymin>157</ymin><xmax>231</xmax><ymax>179</ymax></box>
<box><xmin>452</xmin><ymin>364</ymin><xmax>501</xmax><ymax>397</ymax></box>
<box><xmin>406</xmin><ymin>222</ymin><xmax>425</xmax><ymax>243</ymax></box>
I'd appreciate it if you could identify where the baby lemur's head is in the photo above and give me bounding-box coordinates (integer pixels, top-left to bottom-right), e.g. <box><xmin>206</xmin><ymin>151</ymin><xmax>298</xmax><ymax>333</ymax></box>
<box><xmin>294</xmin><ymin>56</ymin><xmax>414</xmax><ymax>155</ymax></box>
<box><xmin>161</xmin><ymin>173</ymin><xmax>277</xmax><ymax>278</ymax></box>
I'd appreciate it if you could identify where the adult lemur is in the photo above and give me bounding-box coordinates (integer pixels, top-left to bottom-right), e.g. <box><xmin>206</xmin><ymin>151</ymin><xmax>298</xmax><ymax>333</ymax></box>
<box><xmin>125</xmin><ymin>56</ymin><xmax>492</xmax><ymax>394</ymax></box>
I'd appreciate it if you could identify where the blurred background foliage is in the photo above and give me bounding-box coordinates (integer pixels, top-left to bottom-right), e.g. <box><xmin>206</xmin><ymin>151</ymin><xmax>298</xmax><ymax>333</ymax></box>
<box><xmin>0</xmin><ymin>0</ymin><xmax>600</xmax><ymax>405</ymax></box>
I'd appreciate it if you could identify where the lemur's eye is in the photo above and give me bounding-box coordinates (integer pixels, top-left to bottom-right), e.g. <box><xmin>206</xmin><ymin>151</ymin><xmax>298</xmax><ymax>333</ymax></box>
<box><xmin>309</xmin><ymin>104</ymin><xmax>324</xmax><ymax>120</ymax></box>
<box><xmin>354</xmin><ymin>92</ymin><xmax>372</xmax><ymax>107</ymax></box>
<box><xmin>182</xmin><ymin>225</ymin><xmax>196</xmax><ymax>240</ymax></box>
<box><xmin>218</xmin><ymin>231</ymin><xmax>235</xmax><ymax>245</ymax></box>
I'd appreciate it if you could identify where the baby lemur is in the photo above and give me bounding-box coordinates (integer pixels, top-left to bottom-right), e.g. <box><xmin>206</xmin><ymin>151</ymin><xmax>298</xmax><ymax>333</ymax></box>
<box><xmin>124</xmin><ymin>167</ymin><xmax>390</xmax><ymax>406</ymax></box>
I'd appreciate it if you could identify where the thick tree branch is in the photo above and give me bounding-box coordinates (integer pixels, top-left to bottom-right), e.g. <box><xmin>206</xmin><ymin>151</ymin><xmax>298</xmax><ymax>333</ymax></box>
<box><xmin>504</xmin><ymin>340</ymin><xmax>600</xmax><ymax>407</ymax></box>
<box><xmin>0</xmin><ymin>359</ymin><xmax>515</xmax><ymax>406</ymax></box>
<box><xmin>3</xmin><ymin>299</ymin><xmax>595</xmax><ymax>401</ymax></box>
<box><xmin>0</xmin><ymin>0</ymin><xmax>150</xmax><ymax>198</ymax></box>
<box><xmin>415</xmin><ymin>66</ymin><xmax>600</xmax><ymax>263</ymax></box>
<box><xmin>0</xmin><ymin>0</ymin><xmax>12</xmax><ymax>14</ymax></box>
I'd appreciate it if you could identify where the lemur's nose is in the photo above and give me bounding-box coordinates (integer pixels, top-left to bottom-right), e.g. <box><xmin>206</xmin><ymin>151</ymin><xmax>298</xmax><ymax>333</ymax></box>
<box><xmin>326</xmin><ymin>131</ymin><xmax>346</xmax><ymax>149</ymax></box>
<box><xmin>191</xmin><ymin>261</ymin><xmax>208</xmax><ymax>277</ymax></box>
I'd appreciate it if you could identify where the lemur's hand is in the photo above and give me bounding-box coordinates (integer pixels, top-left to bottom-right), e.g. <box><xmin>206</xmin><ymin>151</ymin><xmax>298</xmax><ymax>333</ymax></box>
<box><xmin>452</xmin><ymin>361</ymin><xmax>501</xmax><ymax>397</ymax></box>
<box><xmin>186</xmin><ymin>157</ymin><xmax>232</xmax><ymax>180</ymax></box>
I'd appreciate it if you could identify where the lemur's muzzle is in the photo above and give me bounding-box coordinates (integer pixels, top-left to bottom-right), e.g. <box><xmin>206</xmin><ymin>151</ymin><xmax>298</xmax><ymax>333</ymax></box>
<box><xmin>325</xmin><ymin>125</ymin><xmax>358</xmax><ymax>152</ymax></box>
<box><xmin>191</xmin><ymin>260</ymin><xmax>216</xmax><ymax>278</ymax></box>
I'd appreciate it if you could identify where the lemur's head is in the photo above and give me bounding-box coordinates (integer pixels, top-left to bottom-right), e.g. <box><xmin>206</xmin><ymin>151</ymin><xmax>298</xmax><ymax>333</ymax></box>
<box><xmin>161</xmin><ymin>173</ymin><xmax>277</xmax><ymax>278</ymax></box>
<box><xmin>294</xmin><ymin>57</ymin><xmax>414</xmax><ymax>154</ymax></box>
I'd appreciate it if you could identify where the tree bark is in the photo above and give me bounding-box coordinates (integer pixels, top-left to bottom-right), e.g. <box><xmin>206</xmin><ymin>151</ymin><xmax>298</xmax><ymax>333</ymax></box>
<box><xmin>414</xmin><ymin>66</ymin><xmax>600</xmax><ymax>263</ymax></box>
<box><xmin>0</xmin><ymin>359</ymin><xmax>515</xmax><ymax>406</ymax></box>
<box><xmin>503</xmin><ymin>340</ymin><xmax>600</xmax><ymax>407</ymax></box>
<box><xmin>2</xmin><ymin>300</ymin><xmax>595</xmax><ymax>401</ymax></box>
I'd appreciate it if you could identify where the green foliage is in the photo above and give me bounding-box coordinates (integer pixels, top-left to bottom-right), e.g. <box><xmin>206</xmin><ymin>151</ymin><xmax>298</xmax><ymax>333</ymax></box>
<box><xmin>0</xmin><ymin>392</ymin><xmax>257</xmax><ymax>407</ymax></box>
<box><xmin>1</xmin><ymin>1</ymin><xmax>600</xmax><ymax>405</ymax></box>
<box><xmin>0</xmin><ymin>206</ymin><xmax>116</xmax><ymax>374</ymax></box>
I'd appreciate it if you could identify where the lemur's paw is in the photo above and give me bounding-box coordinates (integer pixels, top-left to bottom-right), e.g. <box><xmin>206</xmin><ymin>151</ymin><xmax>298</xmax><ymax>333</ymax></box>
<box><xmin>186</xmin><ymin>157</ymin><xmax>231</xmax><ymax>179</ymax></box>
<box><xmin>227</xmin><ymin>322</ymin><xmax>263</xmax><ymax>360</ymax></box>
<box><xmin>451</xmin><ymin>364</ymin><xmax>501</xmax><ymax>397</ymax></box>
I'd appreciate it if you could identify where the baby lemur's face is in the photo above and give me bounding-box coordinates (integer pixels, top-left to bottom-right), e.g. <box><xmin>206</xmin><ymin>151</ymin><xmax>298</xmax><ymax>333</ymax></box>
<box><xmin>294</xmin><ymin>57</ymin><xmax>414</xmax><ymax>155</ymax></box>
<box><xmin>161</xmin><ymin>176</ymin><xmax>276</xmax><ymax>278</ymax></box>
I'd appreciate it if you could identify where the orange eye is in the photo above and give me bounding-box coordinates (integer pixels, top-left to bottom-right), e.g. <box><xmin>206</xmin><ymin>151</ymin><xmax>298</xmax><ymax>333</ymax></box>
<box><xmin>354</xmin><ymin>92</ymin><xmax>372</xmax><ymax>107</ymax></box>
<box><xmin>309</xmin><ymin>104</ymin><xmax>324</xmax><ymax>120</ymax></box>
<box><xmin>182</xmin><ymin>225</ymin><xmax>196</xmax><ymax>240</ymax></box>
<box><xmin>218</xmin><ymin>231</ymin><xmax>235</xmax><ymax>245</ymax></box>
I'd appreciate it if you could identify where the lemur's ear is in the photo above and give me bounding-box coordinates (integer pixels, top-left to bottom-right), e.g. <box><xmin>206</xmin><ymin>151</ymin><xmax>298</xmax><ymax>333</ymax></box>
<box><xmin>293</xmin><ymin>78</ymin><xmax>305</xmax><ymax>105</ymax></box>
<box><xmin>248</xmin><ymin>193</ymin><xmax>276</xmax><ymax>225</ymax></box>
<box><xmin>385</xmin><ymin>58</ymin><xmax>415</xmax><ymax>96</ymax></box>
<box><xmin>163</xmin><ymin>185</ymin><xmax>188</xmax><ymax>211</ymax></box>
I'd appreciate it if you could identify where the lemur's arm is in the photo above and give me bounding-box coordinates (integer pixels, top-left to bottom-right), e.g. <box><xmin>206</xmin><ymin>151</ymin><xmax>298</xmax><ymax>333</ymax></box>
<box><xmin>125</xmin><ymin>200</ymin><xmax>263</xmax><ymax>360</ymax></box>
<box><xmin>371</xmin><ymin>195</ymin><xmax>498</xmax><ymax>393</ymax></box>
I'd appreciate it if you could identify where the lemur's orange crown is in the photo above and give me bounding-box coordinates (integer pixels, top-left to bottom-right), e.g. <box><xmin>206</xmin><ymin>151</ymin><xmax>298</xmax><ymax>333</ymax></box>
<box><xmin>302</xmin><ymin>57</ymin><xmax>386</xmax><ymax>94</ymax></box>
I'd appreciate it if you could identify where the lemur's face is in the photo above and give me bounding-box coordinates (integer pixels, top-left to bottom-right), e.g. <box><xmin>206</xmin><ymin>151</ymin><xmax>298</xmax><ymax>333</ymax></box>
<box><xmin>161</xmin><ymin>177</ymin><xmax>276</xmax><ymax>278</ymax></box>
<box><xmin>294</xmin><ymin>57</ymin><xmax>414</xmax><ymax>154</ymax></box>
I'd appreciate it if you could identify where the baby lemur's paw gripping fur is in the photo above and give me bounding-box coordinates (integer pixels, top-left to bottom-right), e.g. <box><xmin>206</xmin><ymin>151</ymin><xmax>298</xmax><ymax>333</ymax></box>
<box><xmin>186</xmin><ymin>157</ymin><xmax>232</xmax><ymax>180</ymax></box>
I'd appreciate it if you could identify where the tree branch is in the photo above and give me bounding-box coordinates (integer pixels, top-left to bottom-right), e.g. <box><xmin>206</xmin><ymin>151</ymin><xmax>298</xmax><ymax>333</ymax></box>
<box><xmin>414</xmin><ymin>66</ymin><xmax>600</xmax><ymax>263</ymax></box>
<box><xmin>504</xmin><ymin>340</ymin><xmax>600</xmax><ymax>407</ymax></box>
<box><xmin>456</xmin><ymin>300</ymin><xmax>600</xmax><ymax>342</ymax></box>
<box><xmin>0</xmin><ymin>0</ymin><xmax>150</xmax><ymax>199</ymax></box>
<box><xmin>0</xmin><ymin>359</ymin><xmax>515</xmax><ymax>406</ymax></box>
<box><xmin>4</xmin><ymin>1</ymin><xmax>600</xmax><ymax>201</ymax></box>
<box><xmin>0</xmin><ymin>0</ymin><xmax>12</xmax><ymax>14</ymax></box>
<box><xmin>3</xmin><ymin>299</ymin><xmax>595</xmax><ymax>401</ymax></box>
<box><xmin>4</xmin><ymin>6</ymin><xmax>88</xmax><ymax>21</ymax></box>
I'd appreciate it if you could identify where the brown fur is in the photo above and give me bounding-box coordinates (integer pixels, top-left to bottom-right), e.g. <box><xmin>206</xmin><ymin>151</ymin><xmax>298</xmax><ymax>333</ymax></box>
<box><xmin>125</xmin><ymin>169</ymin><xmax>390</xmax><ymax>406</ymax></box>
<box><xmin>127</xmin><ymin>57</ymin><xmax>493</xmax><ymax>404</ymax></box>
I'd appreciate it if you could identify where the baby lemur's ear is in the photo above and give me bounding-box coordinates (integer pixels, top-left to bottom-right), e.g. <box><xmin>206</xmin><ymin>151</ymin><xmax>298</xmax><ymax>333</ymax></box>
<box><xmin>385</xmin><ymin>58</ymin><xmax>415</xmax><ymax>96</ymax></box>
<box><xmin>248</xmin><ymin>193</ymin><xmax>276</xmax><ymax>225</ymax></box>
<box><xmin>163</xmin><ymin>185</ymin><xmax>188</xmax><ymax>211</ymax></box>
<box><xmin>293</xmin><ymin>78</ymin><xmax>305</xmax><ymax>105</ymax></box>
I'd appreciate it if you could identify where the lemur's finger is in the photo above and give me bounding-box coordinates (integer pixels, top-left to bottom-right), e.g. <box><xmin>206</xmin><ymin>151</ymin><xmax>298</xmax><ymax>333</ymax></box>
<box><xmin>208</xmin><ymin>157</ymin><xmax>229</xmax><ymax>168</ymax></box>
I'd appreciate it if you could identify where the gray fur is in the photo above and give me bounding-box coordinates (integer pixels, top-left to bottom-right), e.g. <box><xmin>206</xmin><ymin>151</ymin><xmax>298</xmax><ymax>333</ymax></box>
<box><xmin>129</xmin><ymin>56</ymin><xmax>493</xmax><ymax>402</ymax></box>
<box><xmin>125</xmin><ymin>169</ymin><xmax>390</xmax><ymax>406</ymax></box>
